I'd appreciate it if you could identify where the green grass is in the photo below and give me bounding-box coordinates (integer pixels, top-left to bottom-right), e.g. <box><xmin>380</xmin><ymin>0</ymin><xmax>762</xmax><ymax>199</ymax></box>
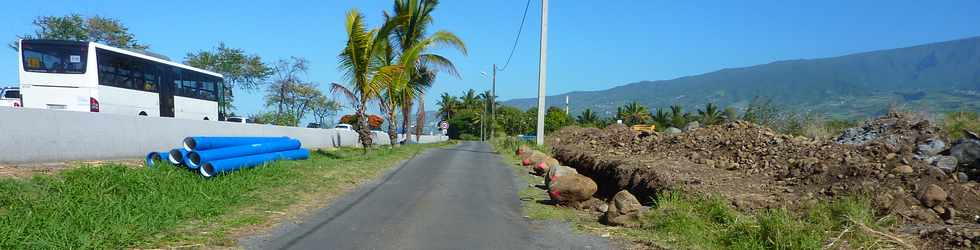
<box><xmin>0</xmin><ymin>143</ymin><xmax>451</xmax><ymax>249</ymax></box>
<box><xmin>490</xmin><ymin>137</ymin><xmax>899</xmax><ymax>249</ymax></box>
<box><xmin>944</xmin><ymin>111</ymin><xmax>980</xmax><ymax>140</ymax></box>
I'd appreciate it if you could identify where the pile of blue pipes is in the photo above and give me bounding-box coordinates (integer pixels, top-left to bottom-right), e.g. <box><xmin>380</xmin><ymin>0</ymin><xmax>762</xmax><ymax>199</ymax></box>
<box><xmin>144</xmin><ymin>136</ymin><xmax>309</xmax><ymax>178</ymax></box>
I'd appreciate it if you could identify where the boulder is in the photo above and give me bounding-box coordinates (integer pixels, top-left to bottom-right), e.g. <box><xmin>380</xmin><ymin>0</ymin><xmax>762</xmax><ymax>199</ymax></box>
<box><xmin>522</xmin><ymin>151</ymin><xmax>549</xmax><ymax>166</ymax></box>
<box><xmin>602</xmin><ymin>190</ymin><xmax>644</xmax><ymax>227</ymax></box>
<box><xmin>546</xmin><ymin>165</ymin><xmax>579</xmax><ymax>188</ymax></box>
<box><xmin>683</xmin><ymin>121</ymin><xmax>701</xmax><ymax>131</ymax></box>
<box><xmin>515</xmin><ymin>145</ymin><xmax>532</xmax><ymax>156</ymax></box>
<box><xmin>918</xmin><ymin>184</ymin><xmax>948</xmax><ymax>208</ymax></box>
<box><xmin>916</xmin><ymin>138</ymin><xmax>946</xmax><ymax>157</ymax></box>
<box><xmin>928</xmin><ymin>155</ymin><xmax>958</xmax><ymax>173</ymax></box>
<box><xmin>548</xmin><ymin>173</ymin><xmax>598</xmax><ymax>204</ymax></box>
<box><xmin>532</xmin><ymin>157</ymin><xmax>560</xmax><ymax>176</ymax></box>
<box><xmin>951</xmin><ymin>139</ymin><xmax>980</xmax><ymax>168</ymax></box>
<box><xmin>664</xmin><ymin>127</ymin><xmax>682</xmax><ymax>135</ymax></box>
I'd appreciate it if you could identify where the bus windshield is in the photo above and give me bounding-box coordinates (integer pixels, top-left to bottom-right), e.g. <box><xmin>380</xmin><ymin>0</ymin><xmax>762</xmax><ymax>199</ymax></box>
<box><xmin>21</xmin><ymin>41</ymin><xmax>87</xmax><ymax>74</ymax></box>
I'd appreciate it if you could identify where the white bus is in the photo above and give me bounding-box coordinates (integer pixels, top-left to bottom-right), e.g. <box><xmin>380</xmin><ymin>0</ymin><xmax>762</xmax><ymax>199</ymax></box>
<box><xmin>18</xmin><ymin>39</ymin><xmax>228</xmax><ymax>120</ymax></box>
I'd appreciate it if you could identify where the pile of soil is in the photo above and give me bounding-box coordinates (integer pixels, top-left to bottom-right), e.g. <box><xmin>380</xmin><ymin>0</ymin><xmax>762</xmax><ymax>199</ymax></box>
<box><xmin>550</xmin><ymin>112</ymin><xmax>980</xmax><ymax>248</ymax></box>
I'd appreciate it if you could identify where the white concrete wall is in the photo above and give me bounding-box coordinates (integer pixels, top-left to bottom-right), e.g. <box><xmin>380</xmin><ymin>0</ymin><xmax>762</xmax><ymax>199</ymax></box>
<box><xmin>0</xmin><ymin>107</ymin><xmax>447</xmax><ymax>164</ymax></box>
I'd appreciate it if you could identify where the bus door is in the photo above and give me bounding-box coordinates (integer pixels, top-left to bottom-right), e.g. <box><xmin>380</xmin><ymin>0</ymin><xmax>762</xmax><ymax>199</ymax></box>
<box><xmin>159</xmin><ymin>68</ymin><xmax>175</xmax><ymax>117</ymax></box>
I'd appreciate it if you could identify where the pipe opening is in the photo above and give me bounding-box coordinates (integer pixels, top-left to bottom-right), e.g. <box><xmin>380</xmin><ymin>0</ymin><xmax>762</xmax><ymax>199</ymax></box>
<box><xmin>188</xmin><ymin>152</ymin><xmax>201</xmax><ymax>166</ymax></box>
<box><xmin>183</xmin><ymin>138</ymin><xmax>196</xmax><ymax>151</ymax></box>
<box><xmin>201</xmin><ymin>163</ymin><xmax>215</xmax><ymax>177</ymax></box>
<box><xmin>168</xmin><ymin>150</ymin><xmax>183</xmax><ymax>164</ymax></box>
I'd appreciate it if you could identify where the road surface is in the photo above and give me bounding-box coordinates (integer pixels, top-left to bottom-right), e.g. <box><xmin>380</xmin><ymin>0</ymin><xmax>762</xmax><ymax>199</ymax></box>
<box><xmin>250</xmin><ymin>141</ymin><xmax>610</xmax><ymax>250</ymax></box>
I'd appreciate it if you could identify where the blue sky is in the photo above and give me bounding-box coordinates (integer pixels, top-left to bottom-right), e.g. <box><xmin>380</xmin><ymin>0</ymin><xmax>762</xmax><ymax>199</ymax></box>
<box><xmin>2</xmin><ymin>0</ymin><xmax>979</xmax><ymax>119</ymax></box>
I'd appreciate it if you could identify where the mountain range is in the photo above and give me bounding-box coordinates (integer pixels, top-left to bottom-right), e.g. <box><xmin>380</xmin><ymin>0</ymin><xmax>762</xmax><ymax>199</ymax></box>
<box><xmin>502</xmin><ymin>36</ymin><xmax>980</xmax><ymax>119</ymax></box>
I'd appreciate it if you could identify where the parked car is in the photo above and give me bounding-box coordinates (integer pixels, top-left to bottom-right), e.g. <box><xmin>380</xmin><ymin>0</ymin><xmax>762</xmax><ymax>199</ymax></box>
<box><xmin>226</xmin><ymin>116</ymin><xmax>247</xmax><ymax>124</ymax></box>
<box><xmin>0</xmin><ymin>87</ymin><xmax>21</xmax><ymax>108</ymax></box>
<box><xmin>307</xmin><ymin>122</ymin><xmax>322</xmax><ymax>128</ymax></box>
<box><xmin>334</xmin><ymin>123</ymin><xmax>354</xmax><ymax>130</ymax></box>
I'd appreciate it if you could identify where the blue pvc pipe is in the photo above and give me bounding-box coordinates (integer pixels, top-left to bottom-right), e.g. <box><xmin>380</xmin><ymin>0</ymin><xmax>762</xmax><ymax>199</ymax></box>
<box><xmin>199</xmin><ymin>149</ymin><xmax>309</xmax><ymax>177</ymax></box>
<box><xmin>145</xmin><ymin>151</ymin><xmax>170</xmax><ymax>167</ymax></box>
<box><xmin>183</xmin><ymin>136</ymin><xmax>291</xmax><ymax>151</ymax></box>
<box><xmin>168</xmin><ymin>148</ymin><xmax>190</xmax><ymax>166</ymax></box>
<box><xmin>187</xmin><ymin>139</ymin><xmax>302</xmax><ymax>169</ymax></box>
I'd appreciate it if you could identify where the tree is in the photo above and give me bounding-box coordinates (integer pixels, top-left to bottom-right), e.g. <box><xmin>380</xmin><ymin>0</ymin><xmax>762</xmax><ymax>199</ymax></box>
<box><xmin>333</xmin><ymin>9</ymin><xmax>402</xmax><ymax>151</ymax></box>
<box><xmin>616</xmin><ymin>101</ymin><xmax>652</xmax><ymax>126</ymax></box>
<box><xmin>386</xmin><ymin>0</ymin><xmax>467</xmax><ymax>141</ymax></box>
<box><xmin>652</xmin><ymin>108</ymin><xmax>670</xmax><ymax>128</ymax></box>
<box><xmin>545</xmin><ymin>107</ymin><xmax>573</xmax><ymax>133</ymax></box>
<box><xmin>11</xmin><ymin>14</ymin><xmax>148</xmax><ymax>51</ymax></box>
<box><xmin>698</xmin><ymin>103</ymin><xmax>722</xmax><ymax>125</ymax></box>
<box><xmin>310</xmin><ymin>95</ymin><xmax>341</xmax><ymax>128</ymax></box>
<box><xmin>436</xmin><ymin>92</ymin><xmax>459</xmax><ymax>121</ymax></box>
<box><xmin>577</xmin><ymin>109</ymin><xmax>600</xmax><ymax>127</ymax></box>
<box><xmin>185</xmin><ymin>43</ymin><xmax>272</xmax><ymax>113</ymax></box>
<box><xmin>743</xmin><ymin>97</ymin><xmax>778</xmax><ymax>126</ymax></box>
<box><xmin>669</xmin><ymin>105</ymin><xmax>690</xmax><ymax>128</ymax></box>
<box><xmin>265</xmin><ymin>57</ymin><xmax>314</xmax><ymax>126</ymax></box>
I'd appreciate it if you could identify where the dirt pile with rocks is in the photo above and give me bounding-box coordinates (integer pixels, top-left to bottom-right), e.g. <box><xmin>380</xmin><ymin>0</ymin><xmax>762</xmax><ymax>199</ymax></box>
<box><xmin>550</xmin><ymin>112</ymin><xmax>980</xmax><ymax>248</ymax></box>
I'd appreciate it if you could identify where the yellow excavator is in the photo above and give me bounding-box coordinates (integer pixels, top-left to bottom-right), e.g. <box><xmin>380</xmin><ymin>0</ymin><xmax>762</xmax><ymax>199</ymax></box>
<box><xmin>630</xmin><ymin>124</ymin><xmax>656</xmax><ymax>134</ymax></box>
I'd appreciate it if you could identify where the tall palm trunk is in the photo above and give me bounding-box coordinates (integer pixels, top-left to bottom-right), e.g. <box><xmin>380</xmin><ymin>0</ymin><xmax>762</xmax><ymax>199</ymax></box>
<box><xmin>356</xmin><ymin>100</ymin><xmax>373</xmax><ymax>153</ymax></box>
<box><xmin>401</xmin><ymin>100</ymin><xmax>412</xmax><ymax>144</ymax></box>
<box><xmin>415</xmin><ymin>93</ymin><xmax>425</xmax><ymax>141</ymax></box>
<box><xmin>386</xmin><ymin>108</ymin><xmax>399</xmax><ymax>148</ymax></box>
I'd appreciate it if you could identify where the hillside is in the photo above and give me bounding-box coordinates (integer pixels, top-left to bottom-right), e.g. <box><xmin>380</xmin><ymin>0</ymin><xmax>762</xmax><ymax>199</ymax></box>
<box><xmin>503</xmin><ymin>36</ymin><xmax>980</xmax><ymax>119</ymax></box>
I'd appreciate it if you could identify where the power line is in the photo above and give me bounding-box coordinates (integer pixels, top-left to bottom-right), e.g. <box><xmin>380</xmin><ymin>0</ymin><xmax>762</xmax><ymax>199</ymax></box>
<box><xmin>497</xmin><ymin>0</ymin><xmax>532</xmax><ymax>72</ymax></box>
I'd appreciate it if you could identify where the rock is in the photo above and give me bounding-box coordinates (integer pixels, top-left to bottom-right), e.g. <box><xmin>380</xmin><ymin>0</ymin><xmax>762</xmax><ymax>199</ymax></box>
<box><xmin>917</xmin><ymin>138</ymin><xmax>947</xmax><ymax>157</ymax></box>
<box><xmin>611</xmin><ymin>190</ymin><xmax>642</xmax><ymax>214</ymax></box>
<box><xmin>664</xmin><ymin>127</ymin><xmax>682</xmax><ymax>135</ymax></box>
<box><xmin>683</xmin><ymin>121</ymin><xmax>701</xmax><ymax>131</ymax></box>
<box><xmin>516</xmin><ymin>145</ymin><xmax>532</xmax><ymax>156</ymax></box>
<box><xmin>532</xmin><ymin>157</ymin><xmax>560</xmax><ymax>176</ymax></box>
<box><xmin>893</xmin><ymin>165</ymin><xmax>914</xmax><ymax>174</ymax></box>
<box><xmin>930</xmin><ymin>155</ymin><xmax>959</xmax><ymax>173</ymax></box>
<box><xmin>548</xmin><ymin>173</ymin><xmax>598</xmax><ymax>204</ymax></box>
<box><xmin>966</xmin><ymin>130</ymin><xmax>980</xmax><ymax>140</ymax></box>
<box><xmin>958</xmin><ymin>172</ymin><xmax>970</xmax><ymax>182</ymax></box>
<box><xmin>602</xmin><ymin>190</ymin><xmax>644</xmax><ymax>227</ymax></box>
<box><xmin>522</xmin><ymin>151</ymin><xmax>550</xmax><ymax>166</ymax></box>
<box><xmin>546</xmin><ymin>165</ymin><xmax>579</xmax><ymax>188</ymax></box>
<box><xmin>918</xmin><ymin>184</ymin><xmax>948</xmax><ymax>208</ymax></box>
<box><xmin>951</xmin><ymin>139</ymin><xmax>980</xmax><ymax>167</ymax></box>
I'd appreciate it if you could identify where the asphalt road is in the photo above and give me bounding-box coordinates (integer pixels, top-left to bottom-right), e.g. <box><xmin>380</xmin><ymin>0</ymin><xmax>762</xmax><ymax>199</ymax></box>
<box><xmin>253</xmin><ymin>141</ymin><xmax>610</xmax><ymax>250</ymax></box>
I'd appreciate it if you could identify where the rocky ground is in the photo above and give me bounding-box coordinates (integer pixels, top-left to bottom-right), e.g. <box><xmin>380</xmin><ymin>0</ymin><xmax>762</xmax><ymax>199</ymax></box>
<box><xmin>548</xmin><ymin>112</ymin><xmax>980</xmax><ymax>249</ymax></box>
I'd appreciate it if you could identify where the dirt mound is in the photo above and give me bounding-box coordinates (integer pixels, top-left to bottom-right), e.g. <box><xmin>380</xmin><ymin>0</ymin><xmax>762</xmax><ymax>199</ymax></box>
<box><xmin>551</xmin><ymin>112</ymin><xmax>980</xmax><ymax>248</ymax></box>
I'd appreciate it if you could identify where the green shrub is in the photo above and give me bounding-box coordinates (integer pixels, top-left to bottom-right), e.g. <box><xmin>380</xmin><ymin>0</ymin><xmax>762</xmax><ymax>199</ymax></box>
<box><xmin>459</xmin><ymin>133</ymin><xmax>480</xmax><ymax>141</ymax></box>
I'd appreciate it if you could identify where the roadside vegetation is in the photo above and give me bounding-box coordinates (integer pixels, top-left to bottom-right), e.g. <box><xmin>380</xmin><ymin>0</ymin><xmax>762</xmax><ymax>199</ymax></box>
<box><xmin>490</xmin><ymin>137</ymin><xmax>904</xmax><ymax>249</ymax></box>
<box><xmin>0</xmin><ymin>143</ymin><xmax>450</xmax><ymax>249</ymax></box>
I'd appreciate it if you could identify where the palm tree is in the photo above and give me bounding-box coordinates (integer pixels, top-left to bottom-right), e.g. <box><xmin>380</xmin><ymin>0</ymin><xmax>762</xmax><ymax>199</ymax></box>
<box><xmin>332</xmin><ymin>9</ymin><xmax>402</xmax><ymax>152</ymax></box>
<box><xmin>652</xmin><ymin>108</ymin><xmax>670</xmax><ymax>127</ymax></box>
<box><xmin>616</xmin><ymin>101</ymin><xmax>652</xmax><ymax>126</ymax></box>
<box><xmin>436</xmin><ymin>92</ymin><xmax>458</xmax><ymax>121</ymax></box>
<box><xmin>669</xmin><ymin>105</ymin><xmax>689</xmax><ymax>128</ymax></box>
<box><xmin>698</xmin><ymin>103</ymin><xmax>721</xmax><ymax>125</ymax></box>
<box><xmin>387</xmin><ymin>0</ymin><xmax>467</xmax><ymax>141</ymax></box>
<box><xmin>577</xmin><ymin>109</ymin><xmax>599</xmax><ymax>126</ymax></box>
<box><xmin>461</xmin><ymin>89</ymin><xmax>480</xmax><ymax>110</ymax></box>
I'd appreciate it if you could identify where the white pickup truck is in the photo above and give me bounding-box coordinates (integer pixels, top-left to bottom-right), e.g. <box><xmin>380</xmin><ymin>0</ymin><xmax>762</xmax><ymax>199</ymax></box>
<box><xmin>0</xmin><ymin>87</ymin><xmax>21</xmax><ymax>108</ymax></box>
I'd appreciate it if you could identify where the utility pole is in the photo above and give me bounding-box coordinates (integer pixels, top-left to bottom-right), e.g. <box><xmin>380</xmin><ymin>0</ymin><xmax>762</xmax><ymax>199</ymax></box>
<box><xmin>535</xmin><ymin>0</ymin><xmax>548</xmax><ymax>146</ymax></box>
<box><xmin>491</xmin><ymin>64</ymin><xmax>496</xmax><ymax>141</ymax></box>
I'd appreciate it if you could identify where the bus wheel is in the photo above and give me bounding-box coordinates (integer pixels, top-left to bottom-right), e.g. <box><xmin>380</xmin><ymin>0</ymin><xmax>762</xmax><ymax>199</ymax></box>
<box><xmin>203</xmin><ymin>117</ymin><xmax>210</xmax><ymax>120</ymax></box>
<box><xmin>139</xmin><ymin>111</ymin><xmax>148</xmax><ymax>116</ymax></box>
